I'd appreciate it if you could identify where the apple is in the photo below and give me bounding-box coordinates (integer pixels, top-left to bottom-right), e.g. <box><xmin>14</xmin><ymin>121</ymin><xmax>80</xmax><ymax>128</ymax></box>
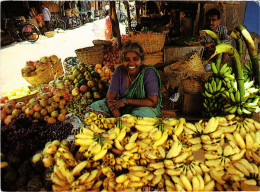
<box><xmin>39</xmin><ymin>56</ymin><xmax>48</xmax><ymax>63</ymax></box>
<box><xmin>12</xmin><ymin>108</ymin><xmax>21</xmax><ymax>117</ymax></box>
<box><xmin>57</xmin><ymin>114</ymin><xmax>65</xmax><ymax>122</ymax></box>
<box><xmin>47</xmin><ymin>117</ymin><xmax>56</xmax><ymax>124</ymax></box>
<box><xmin>87</xmin><ymin>81</ymin><xmax>94</xmax><ymax>88</ymax></box>
<box><xmin>27</xmin><ymin>61</ymin><xmax>35</xmax><ymax>66</ymax></box>
<box><xmin>46</xmin><ymin>106</ymin><xmax>55</xmax><ymax>114</ymax></box>
<box><xmin>4</xmin><ymin>104</ymin><xmax>14</xmax><ymax>114</ymax></box>
<box><xmin>41</xmin><ymin>87</ymin><xmax>49</xmax><ymax>93</ymax></box>
<box><xmin>33</xmin><ymin>104</ymin><xmax>42</xmax><ymax>112</ymax></box>
<box><xmin>59</xmin><ymin>99</ymin><xmax>66</xmax><ymax>105</ymax></box>
<box><xmin>72</xmin><ymin>88</ymin><xmax>79</xmax><ymax>96</ymax></box>
<box><xmin>58</xmin><ymin>103</ymin><xmax>65</xmax><ymax>109</ymax></box>
<box><xmin>33</xmin><ymin>111</ymin><xmax>41</xmax><ymax>119</ymax></box>
<box><xmin>51</xmin><ymin>102</ymin><xmax>59</xmax><ymax>109</ymax></box>
<box><xmin>53</xmin><ymin>89</ymin><xmax>63</xmax><ymax>97</ymax></box>
<box><xmin>1</xmin><ymin>96</ymin><xmax>8</xmax><ymax>104</ymax></box>
<box><xmin>39</xmin><ymin>99</ymin><xmax>48</xmax><ymax>107</ymax></box>
<box><xmin>51</xmin><ymin>111</ymin><xmax>59</xmax><ymax>118</ymax></box>
<box><xmin>40</xmin><ymin>108</ymin><xmax>48</xmax><ymax>116</ymax></box>
<box><xmin>60</xmin><ymin>109</ymin><xmax>67</xmax><ymax>115</ymax></box>
<box><xmin>4</xmin><ymin>115</ymin><xmax>12</xmax><ymax>125</ymax></box>
<box><xmin>50</xmin><ymin>55</ymin><xmax>60</xmax><ymax>64</ymax></box>
<box><xmin>25</xmin><ymin>107</ymin><xmax>34</xmax><ymax>115</ymax></box>
<box><xmin>1</xmin><ymin>110</ymin><xmax>7</xmax><ymax>121</ymax></box>
<box><xmin>53</xmin><ymin>95</ymin><xmax>60</xmax><ymax>102</ymax></box>
<box><xmin>47</xmin><ymin>98</ymin><xmax>54</xmax><ymax>105</ymax></box>
<box><xmin>14</xmin><ymin>102</ymin><xmax>25</xmax><ymax>109</ymax></box>
<box><xmin>63</xmin><ymin>95</ymin><xmax>70</xmax><ymax>101</ymax></box>
<box><xmin>94</xmin><ymin>63</ymin><xmax>102</xmax><ymax>72</ymax></box>
<box><xmin>40</xmin><ymin>93</ymin><xmax>49</xmax><ymax>100</ymax></box>
<box><xmin>80</xmin><ymin>85</ymin><xmax>88</xmax><ymax>93</ymax></box>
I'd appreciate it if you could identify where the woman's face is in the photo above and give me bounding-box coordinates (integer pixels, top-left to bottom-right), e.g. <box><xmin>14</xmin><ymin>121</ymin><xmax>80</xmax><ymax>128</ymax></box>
<box><xmin>123</xmin><ymin>52</ymin><xmax>142</xmax><ymax>76</ymax></box>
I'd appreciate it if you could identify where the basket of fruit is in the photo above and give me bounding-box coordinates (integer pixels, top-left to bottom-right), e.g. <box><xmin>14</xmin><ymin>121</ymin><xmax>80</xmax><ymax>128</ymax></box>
<box><xmin>75</xmin><ymin>45</ymin><xmax>104</xmax><ymax>66</ymax></box>
<box><xmin>22</xmin><ymin>55</ymin><xmax>64</xmax><ymax>86</ymax></box>
<box><xmin>131</xmin><ymin>31</ymin><xmax>166</xmax><ymax>54</ymax></box>
<box><xmin>92</xmin><ymin>39</ymin><xmax>112</xmax><ymax>47</ymax></box>
<box><xmin>63</xmin><ymin>57</ymin><xmax>80</xmax><ymax>74</ymax></box>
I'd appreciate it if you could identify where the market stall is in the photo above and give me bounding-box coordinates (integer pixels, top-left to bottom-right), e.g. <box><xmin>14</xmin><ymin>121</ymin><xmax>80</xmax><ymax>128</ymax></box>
<box><xmin>1</xmin><ymin>1</ymin><xmax>260</xmax><ymax>191</ymax></box>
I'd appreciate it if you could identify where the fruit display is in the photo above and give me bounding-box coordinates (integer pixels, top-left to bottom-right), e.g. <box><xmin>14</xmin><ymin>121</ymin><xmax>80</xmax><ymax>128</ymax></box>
<box><xmin>1</xmin><ymin>113</ymin><xmax>73</xmax><ymax>157</ymax></box>
<box><xmin>29</xmin><ymin>113</ymin><xmax>259</xmax><ymax>191</ymax></box>
<box><xmin>102</xmin><ymin>42</ymin><xmax>119</xmax><ymax>67</ymax></box>
<box><xmin>21</xmin><ymin>55</ymin><xmax>61</xmax><ymax>78</ymax></box>
<box><xmin>201</xmin><ymin>27</ymin><xmax>260</xmax><ymax>117</ymax></box>
<box><xmin>1</xmin><ymin>99</ymin><xmax>26</xmax><ymax>125</ymax></box>
<box><xmin>21</xmin><ymin>82</ymin><xmax>72</xmax><ymax>124</ymax></box>
<box><xmin>63</xmin><ymin>63</ymin><xmax>112</xmax><ymax>120</ymax></box>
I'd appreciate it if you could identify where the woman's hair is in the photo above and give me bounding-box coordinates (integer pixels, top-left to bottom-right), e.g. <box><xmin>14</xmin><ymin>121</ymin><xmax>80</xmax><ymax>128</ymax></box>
<box><xmin>206</xmin><ymin>9</ymin><xmax>220</xmax><ymax>19</ymax></box>
<box><xmin>120</xmin><ymin>41</ymin><xmax>144</xmax><ymax>61</ymax></box>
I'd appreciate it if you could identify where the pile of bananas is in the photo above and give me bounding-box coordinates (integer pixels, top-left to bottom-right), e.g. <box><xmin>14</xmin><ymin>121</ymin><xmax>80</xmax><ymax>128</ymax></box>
<box><xmin>33</xmin><ymin>114</ymin><xmax>260</xmax><ymax>191</ymax></box>
<box><xmin>202</xmin><ymin>62</ymin><xmax>260</xmax><ymax>117</ymax></box>
<box><xmin>84</xmin><ymin>112</ymin><xmax>116</xmax><ymax>129</ymax></box>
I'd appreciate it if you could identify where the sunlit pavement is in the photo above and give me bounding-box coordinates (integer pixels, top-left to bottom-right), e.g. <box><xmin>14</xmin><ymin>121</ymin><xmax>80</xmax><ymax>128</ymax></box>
<box><xmin>0</xmin><ymin>19</ymin><xmax>126</xmax><ymax>94</ymax></box>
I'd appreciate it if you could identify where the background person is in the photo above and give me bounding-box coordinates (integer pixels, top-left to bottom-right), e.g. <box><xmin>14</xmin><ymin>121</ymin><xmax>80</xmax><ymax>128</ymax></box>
<box><xmin>104</xmin><ymin>10</ymin><xmax>112</xmax><ymax>40</ymax></box>
<box><xmin>203</xmin><ymin>8</ymin><xmax>233</xmax><ymax>64</ymax></box>
<box><xmin>41</xmin><ymin>3</ymin><xmax>51</xmax><ymax>32</ymax></box>
<box><xmin>87</xmin><ymin>42</ymin><xmax>162</xmax><ymax>118</ymax></box>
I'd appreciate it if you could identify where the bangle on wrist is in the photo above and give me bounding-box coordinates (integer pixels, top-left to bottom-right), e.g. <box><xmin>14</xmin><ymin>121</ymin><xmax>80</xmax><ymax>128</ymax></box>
<box><xmin>122</xmin><ymin>98</ymin><xmax>128</xmax><ymax>105</ymax></box>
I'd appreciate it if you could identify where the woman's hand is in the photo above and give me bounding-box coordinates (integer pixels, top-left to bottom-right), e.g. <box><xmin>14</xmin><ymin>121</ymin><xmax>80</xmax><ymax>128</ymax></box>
<box><xmin>107</xmin><ymin>99</ymin><xmax>125</xmax><ymax>109</ymax></box>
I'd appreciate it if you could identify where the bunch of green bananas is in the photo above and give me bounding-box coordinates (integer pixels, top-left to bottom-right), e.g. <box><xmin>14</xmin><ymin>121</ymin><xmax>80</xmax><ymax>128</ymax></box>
<box><xmin>203</xmin><ymin>62</ymin><xmax>260</xmax><ymax>117</ymax></box>
<box><xmin>243</xmin><ymin>62</ymin><xmax>254</xmax><ymax>83</ymax></box>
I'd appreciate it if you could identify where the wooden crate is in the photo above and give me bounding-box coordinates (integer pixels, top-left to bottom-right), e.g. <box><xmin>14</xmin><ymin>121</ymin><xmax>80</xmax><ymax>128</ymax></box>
<box><xmin>182</xmin><ymin>93</ymin><xmax>203</xmax><ymax>116</ymax></box>
<box><xmin>143</xmin><ymin>51</ymin><xmax>163</xmax><ymax>65</ymax></box>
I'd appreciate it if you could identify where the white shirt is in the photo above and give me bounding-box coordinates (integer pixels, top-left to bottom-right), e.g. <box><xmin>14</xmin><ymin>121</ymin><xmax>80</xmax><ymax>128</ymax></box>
<box><xmin>42</xmin><ymin>7</ymin><xmax>51</xmax><ymax>21</ymax></box>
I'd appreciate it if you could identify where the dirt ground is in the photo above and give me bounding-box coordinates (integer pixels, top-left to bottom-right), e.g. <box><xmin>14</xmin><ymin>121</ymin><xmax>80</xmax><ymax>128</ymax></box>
<box><xmin>0</xmin><ymin>19</ymin><xmax>126</xmax><ymax>94</ymax></box>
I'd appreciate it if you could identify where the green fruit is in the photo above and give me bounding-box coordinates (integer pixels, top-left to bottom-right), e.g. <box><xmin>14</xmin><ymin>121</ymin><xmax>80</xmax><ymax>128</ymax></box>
<box><xmin>77</xmin><ymin>73</ymin><xmax>85</xmax><ymax>80</ymax></box>
<box><xmin>75</xmin><ymin>83</ymin><xmax>80</xmax><ymax>88</ymax></box>
<box><xmin>93</xmin><ymin>92</ymin><xmax>101</xmax><ymax>99</ymax></box>
<box><xmin>87</xmin><ymin>80</ymin><xmax>95</xmax><ymax>88</ymax></box>
<box><xmin>72</xmin><ymin>69</ymin><xmax>80</xmax><ymax>77</ymax></box>
<box><xmin>91</xmin><ymin>86</ymin><xmax>98</xmax><ymax>92</ymax></box>
<box><xmin>85</xmin><ymin>74</ymin><xmax>92</xmax><ymax>81</ymax></box>
<box><xmin>91</xmin><ymin>71</ymin><xmax>99</xmax><ymax>78</ymax></box>
<box><xmin>88</xmin><ymin>65</ymin><xmax>94</xmax><ymax>71</ymax></box>
<box><xmin>86</xmin><ymin>92</ymin><xmax>92</xmax><ymax>99</ymax></box>
<box><xmin>74</xmin><ymin>78</ymin><xmax>79</xmax><ymax>84</ymax></box>
<box><xmin>79</xmin><ymin>79</ymin><xmax>87</xmax><ymax>86</ymax></box>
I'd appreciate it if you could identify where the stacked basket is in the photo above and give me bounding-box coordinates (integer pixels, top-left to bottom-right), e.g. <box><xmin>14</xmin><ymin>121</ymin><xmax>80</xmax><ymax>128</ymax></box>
<box><xmin>75</xmin><ymin>45</ymin><xmax>104</xmax><ymax>66</ymax></box>
<box><xmin>131</xmin><ymin>31</ymin><xmax>166</xmax><ymax>54</ymax></box>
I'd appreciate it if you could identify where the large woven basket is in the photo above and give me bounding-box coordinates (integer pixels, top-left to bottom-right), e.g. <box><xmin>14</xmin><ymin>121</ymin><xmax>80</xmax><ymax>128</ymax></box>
<box><xmin>131</xmin><ymin>32</ymin><xmax>166</xmax><ymax>54</ymax></box>
<box><xmin>23</xmin><ymin>62</ymin><xmax>63</xmax><ymax>86</ymax></box>
<box><xmin>92</xmin><ymin>40</ymin><xmax>112</xmax><ymax>47</ymax></box>
<box><xmin>182</xmin><ymin>79</ymin><xmax>204</xmax><ymax>95</ymax></box>
<box><xmin>75</xmin><ymin>45</ymin><xmax>104</xmax><ymax>66</ymax></box>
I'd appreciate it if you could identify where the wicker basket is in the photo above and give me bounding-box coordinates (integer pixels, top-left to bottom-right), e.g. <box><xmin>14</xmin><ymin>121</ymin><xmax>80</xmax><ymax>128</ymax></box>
<box><xmin>75</xmin><ymin>45</ymin><xmax>104</xmax><ymax>66</ymax></box>
<box><xmin>131</xmin><ymin>31</ymin><xmax>166</xmax><ymax>54</ymax></box>
<box><xmin>182</xmin><ymin>79</ymin><xmax>203</xmax><ymax>95</ymax></box>
<box><xmin>92</xmin><ymin>40</ymin><xmax>112</xmax><ymax>47</ymax></box>
<box><xmin>12</xmin><ymin>92</ymin><xmax>38</xmax><ymax>103</ymax></box>
<box><xmin>23</xmin><ymin>62</ymin><xmax>63</xmax><ymax>86</ymax></box>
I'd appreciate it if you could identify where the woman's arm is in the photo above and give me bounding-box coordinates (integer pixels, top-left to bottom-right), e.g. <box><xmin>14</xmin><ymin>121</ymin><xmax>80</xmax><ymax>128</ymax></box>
<box><xmin>106</xmin><ymin>91</ymin><xmax>121</xmax><ymax>117</ymax></box>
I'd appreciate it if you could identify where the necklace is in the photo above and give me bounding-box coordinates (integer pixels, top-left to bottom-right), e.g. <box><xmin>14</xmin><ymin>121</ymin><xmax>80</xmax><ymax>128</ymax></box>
<box><xmin>127</xmin><ymin>71</ymin><xmax>133</xmax><ymax>85</ymax></box>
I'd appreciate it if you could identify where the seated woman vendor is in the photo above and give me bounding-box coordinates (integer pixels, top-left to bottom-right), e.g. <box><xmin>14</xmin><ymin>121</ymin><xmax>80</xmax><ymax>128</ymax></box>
<box><xmin>87</xmin><ymin>42</ymin><xmax>162</xmax><ymax>118</ymax></box>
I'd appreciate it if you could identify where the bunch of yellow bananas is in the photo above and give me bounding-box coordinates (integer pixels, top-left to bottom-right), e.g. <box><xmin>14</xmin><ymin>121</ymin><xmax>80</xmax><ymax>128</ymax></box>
<box><xmin>84</xmin><ymin>112</ymin><xmax>117</xmax><ymax>129</ymax></box>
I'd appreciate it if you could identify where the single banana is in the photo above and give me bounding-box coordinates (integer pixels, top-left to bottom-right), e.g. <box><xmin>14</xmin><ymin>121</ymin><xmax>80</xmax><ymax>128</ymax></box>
<box><xmin>166</xmin><ymin>169</ymin><xmax>182</xmax><ymax>176</ymax></box>
<box><xmin>203</xmin><ymin>180</ymin><xmax>215</xmax><ymax>191</ymax></box>
<box><xmin>238</xmin><ymin>159</ymin><xmax>254</xmax><ymax>173</ymax></box>
<box><xmin>180</xmin><ymin>174</ymin><xmax>192</xmax><ymax>191</ymax></box>
<box><xmin>197</xmin><ymin>174</ymin><xmax>205</xmax><ymax>191</ymax></box>
<box><xmin>192</xmin><ymin>175</ymin><xmax>200</xmax><ymax>191</ymax></box>
<box><xmin>78</xmin><ymin>172</ymin><xmax>90</xmax><ymax>184</ymax></box>
<box><xmin>233</xmin><ymin>162</ymin><xmax>250</xmax><ymax>177</ymax></box>
<box><xmin>245</xmin><ymin>133</ymin><xmax>254</xmax><ymax>150</ymax></box>
<box><xmin>93</xmin><ymin>144</ymin><xmax>108</xmax><ymax>161</ymax></box>
<box><xmin>116</xmin><ymin>128</ymin><xmax>127</xmax><ymax>142</ymax></box>
<box><xmin>152</xmin><ymin>131</ymin><xmax>168</xmax><ymax>149</ymax></box>
<box><xmin>85</xmin><ymin>169</ymin><xmax>99</xmax><ymax>183</ymax></box>
<box><xmin>135</xmin><ymin>124</ymin><xmax>155</xmax><ymax>132</ymax></box>
<box><xmin>174</xmin><ymin>151</ymin><xmax>191</xmax><ymax>163</ymax></box>
<box><xmin>116</xmin><ymin>174</ymin><xmax>128</xmax><ymax>184</ymax></box>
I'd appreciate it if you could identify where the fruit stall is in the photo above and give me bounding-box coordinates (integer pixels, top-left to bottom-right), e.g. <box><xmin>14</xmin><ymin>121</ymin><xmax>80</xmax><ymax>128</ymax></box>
<box><xmin>1</xmin><ymin>2</ymin><xmax>260</xmax><ymax>192</ymax></box>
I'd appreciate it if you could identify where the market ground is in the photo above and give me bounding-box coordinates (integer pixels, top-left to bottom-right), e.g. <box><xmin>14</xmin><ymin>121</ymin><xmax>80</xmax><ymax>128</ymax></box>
<box><xmin>0</xmin><ymin>19</ymin><xmax>126</xmax><ymax>94</ymax></box>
